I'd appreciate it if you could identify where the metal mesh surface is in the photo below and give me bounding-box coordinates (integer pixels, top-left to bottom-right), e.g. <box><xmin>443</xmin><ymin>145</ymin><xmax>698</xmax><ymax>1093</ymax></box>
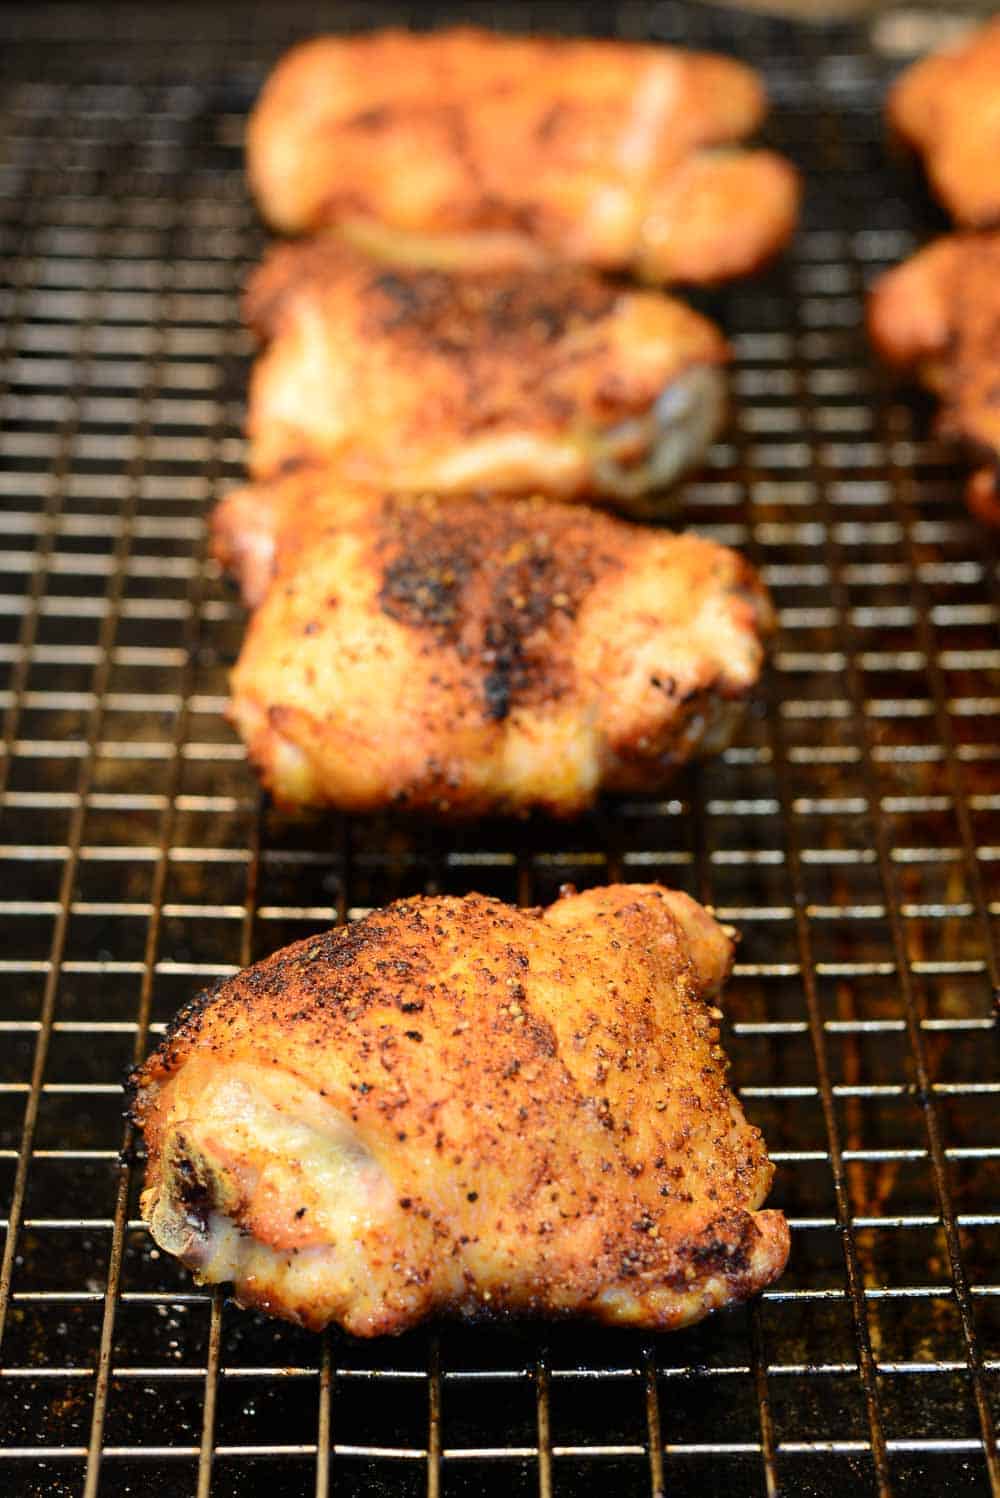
<box><xmin>0</xmin><ymin>3</ymin><xmax>997</xmax><ymax>1495</ymax></box>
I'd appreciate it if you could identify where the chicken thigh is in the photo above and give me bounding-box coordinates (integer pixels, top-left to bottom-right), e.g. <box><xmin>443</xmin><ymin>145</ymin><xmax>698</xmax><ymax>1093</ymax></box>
<box><xmin>888</xmin><ymin>18</ymin><xmax>1000</xmax><ymax>228</ymax></box>
<box><xmin>244</xmin><ymin>240</ymin><xmax>729</xmax><ymax>509</ymax></box>
<box><xmin>130</xmin><ymin>885</ymin><xmax>790</xmax><ymax>1337</ymax></box>
<box><xmin>212</xmin><ymin>473</ymin><xmax>773</xmax><ymax>817</ymax></box>
<box><xmin>247</xmin><ymin>28</ymin><xmax>800</xmax><ymax>285</ymax></box>
<box><xmin>868</xmin><ymin>231</ymin><xmax>1000</xmax><ymax>524</ymax></box>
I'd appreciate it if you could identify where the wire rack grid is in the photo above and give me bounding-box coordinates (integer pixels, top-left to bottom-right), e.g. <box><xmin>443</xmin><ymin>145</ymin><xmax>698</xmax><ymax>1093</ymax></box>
<box><xmin>0</xmin><ymin>3</ymin><xmax>997</xmax><ymax>1496</ymax></box>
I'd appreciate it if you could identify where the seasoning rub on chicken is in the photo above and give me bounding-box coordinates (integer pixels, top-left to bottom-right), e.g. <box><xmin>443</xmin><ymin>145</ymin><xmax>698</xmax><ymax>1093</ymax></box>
<box><xmin>247</xmin><ymin>28</ymin><xmax>799</xmax><ymax>285</ymax></box>
<box><xmin>130</xmin><ymin>884</ymin><xmax>790</xmax><ymax>1337</ymax></box>
<box><xmin>244</xmin><ymin>239</ymin><xmax>729</xmax><ymax>509</ymax></box>
<box><xmin>868</xmin><ymin>231</ymin><xmax>1000</xmax><ymax>524</ymax></box>
<box><xmin>212</xmin><ymin>473</ymin><xmax>773</xmax><ymax>818</ymax></box>
<box><xmin>888</xmin><ymin>18</ymin><xmax>1000</xmax><ymax>228</ymax></box>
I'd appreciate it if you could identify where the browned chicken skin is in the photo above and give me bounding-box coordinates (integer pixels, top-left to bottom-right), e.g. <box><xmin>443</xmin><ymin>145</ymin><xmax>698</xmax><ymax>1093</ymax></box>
<box><xmin>244</xmin><ymin>240</ymin><xmax>729</xmax><ymax>510</ymax></box>
<box><xmin>212</xmin><ymin>474</ymin><xmax>773</xmax><ymax>817</ymax></box>
<box><xmin>130</xmin><ymin>885</ymin><xmax>790</xmax><ymax>1337</ymax></box>
<box><xmin>868</xmin><ymin>232</ymin><xmax>1000</xmax><ymax>524</ymax></box>
<box><xmin>889</xmin><ymin>19</ymin><xmax>1000</xmax><ymax>227</ymax></box>
<box><xmin>247</xmin><ymin>28</ymin><xmax>800</xmax><ymax>285</ymax></box>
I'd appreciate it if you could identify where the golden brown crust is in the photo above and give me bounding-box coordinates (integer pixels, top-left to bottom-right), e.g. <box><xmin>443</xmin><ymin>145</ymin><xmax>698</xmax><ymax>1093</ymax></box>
<box><xmin>888</xmin><ymin>19</ymin><xmax>1000</xmax><ymax>227</ymax></box>
<box><xmin>868</xmin><ymin>231</ymin><xmax>1000</xmax><ymax>525</ymax></box>
<box><xmin>243</xmin><ymin>238</ymin><xmax>729</xmax><ymax>503</ymax></box>
<box><xmin>636</xmin><ymin>147</ymin><xmax>800</xmax><ymax>285</ymax></box>
<box><xmin>212</xmin><ymin>474</ymin><xmax>774</xmax><ymax>817</ymax></box>
<box><xmin>246</xmin><ymin>28</ymin><xmax>799</xmax><ymax>284</ymax></box>
<box><xmin>130</xmin><ymin>886</ymin><xmax>789</xmax><ymax>1336</ymax></box>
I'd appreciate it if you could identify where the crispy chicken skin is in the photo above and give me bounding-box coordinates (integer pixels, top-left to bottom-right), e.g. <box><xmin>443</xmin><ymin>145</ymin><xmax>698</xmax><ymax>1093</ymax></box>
<box><xmin>129</xmin><ymin>885</ymin><xmax>790</xmax><ymax>1337</ymax></box>
<box><xmin>246</xmin><ymin>29</ymin><xmax>800</xmax><ymax>285</ymax></box>
<box><xmin>244</xmin><ymin>240</ymin><xmax>729</xmax><ymax>510</ymax></box>
<box><xmin>888</xmin><ymin>19</ymin><xmax>1000</xmax><ymax>227</ymax></box>
<box><xmin>212</xmin><ymin>474</ymin><xmax>773</xmax><ymax>817</ymax></box>
<box><xmin>868</xmin><ymin>232</ymin><xmax>1000</xmax><ymax>524</ymax></box>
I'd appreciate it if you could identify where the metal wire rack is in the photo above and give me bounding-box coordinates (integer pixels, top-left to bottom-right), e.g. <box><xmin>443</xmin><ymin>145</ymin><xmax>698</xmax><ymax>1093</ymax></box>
<box><xmin>0</xmin><ymin>2</ymin><xmax>997</xmax><ymax>1495</ymax></box>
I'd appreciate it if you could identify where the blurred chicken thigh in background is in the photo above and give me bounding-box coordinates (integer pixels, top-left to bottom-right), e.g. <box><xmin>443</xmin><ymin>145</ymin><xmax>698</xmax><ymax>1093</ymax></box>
<box><xmin>243</xmin><ymin>240</ymin><xmax>729</xmax><ymax>510</ymax></box>
<box><xmin>888</xmin><ymin>18</ymin><xmax>1000</xmax><ymax>228</ymax></box>
<box><xmin>247</xmin><ymin>28</ymin><xmax>799</xmax><ymax>284</ymax></box>
<box><xmin>868</xmin><ymin>231</ymin><xmax>1000</xmax><ymax>525</ymax></box>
